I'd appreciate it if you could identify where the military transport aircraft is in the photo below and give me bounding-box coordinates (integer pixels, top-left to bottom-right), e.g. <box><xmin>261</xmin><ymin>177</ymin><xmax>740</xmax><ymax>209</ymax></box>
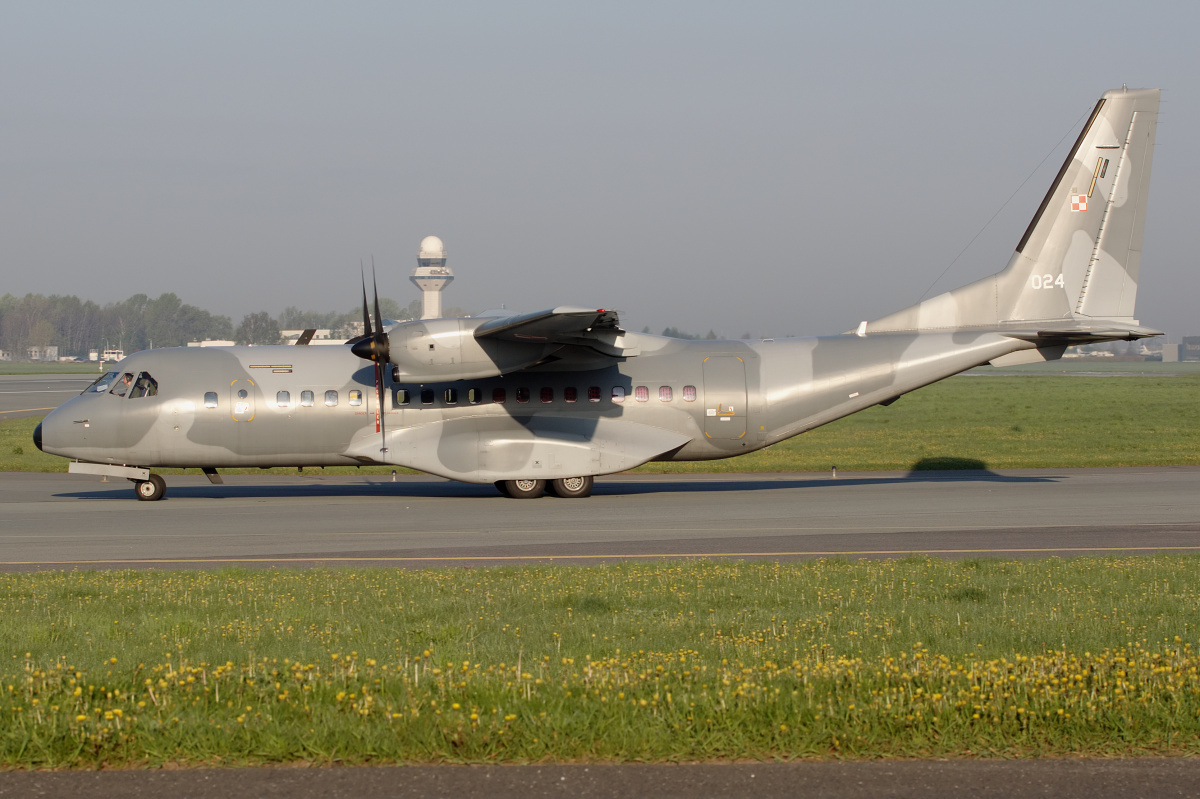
<box><xmin>35</xmin><ymin>88</ymin><xmax>1161</xmax><ymax>500</ymax></box>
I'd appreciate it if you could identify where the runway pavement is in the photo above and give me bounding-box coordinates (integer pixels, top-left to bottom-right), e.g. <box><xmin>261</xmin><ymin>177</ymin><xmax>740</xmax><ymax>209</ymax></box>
<box><xmin>2</xmin><ymin>466</ymin><xmax>1199</xmax><ymax>570</ymax></box>
<box><xmin>0</xmin><ymin>373</ymin><xmax>94</xmax><ymax>420</ymax></box>
<box><xmin>3</xmin><ymin>759</ymin><xmax>1200</xmax><ymax>799</ymax></box>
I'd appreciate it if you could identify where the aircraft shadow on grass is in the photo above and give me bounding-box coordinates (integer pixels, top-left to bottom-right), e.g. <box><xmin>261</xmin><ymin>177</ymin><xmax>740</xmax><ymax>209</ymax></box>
<box><xmin>56</xmin><ymin>457</ymin><xmax>1059</xmax><ymax>501</ymax></box>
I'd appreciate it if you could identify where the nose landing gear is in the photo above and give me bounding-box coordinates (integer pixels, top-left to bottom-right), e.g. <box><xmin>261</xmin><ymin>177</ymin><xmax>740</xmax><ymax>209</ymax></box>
<box><xmin>133</xmin><ymin>474</ymin><xmax>166</xmax><ymax>501</ymax></box>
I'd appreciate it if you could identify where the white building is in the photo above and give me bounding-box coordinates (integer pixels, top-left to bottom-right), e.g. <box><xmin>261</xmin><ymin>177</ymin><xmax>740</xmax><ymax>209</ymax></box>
<box><xmin>27</xmin><ymin>345</ymin><xmax>59</xmax><ymax>361</ymax></box>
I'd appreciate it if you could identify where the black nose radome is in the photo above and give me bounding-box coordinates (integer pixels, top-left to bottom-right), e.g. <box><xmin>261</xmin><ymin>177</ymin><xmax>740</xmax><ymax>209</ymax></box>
<box><xmin>33</xmin><ymin>422</ymin><xmax>43</xmax><ymax>452</ymax></box>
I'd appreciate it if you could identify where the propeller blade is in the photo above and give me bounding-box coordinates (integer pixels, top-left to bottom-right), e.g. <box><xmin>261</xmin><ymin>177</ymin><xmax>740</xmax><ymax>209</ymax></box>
<box><xmin>375</xmin><ymin>361</ymin><xmax>388</xmax><ymax>454</ymax></box>
<box><xmin>370</xmin><ymin>260</ymin><xmax>391</xmax><ymax>364</ymax></box>
<box><xmin>360</xmin><ymin>263</ymin><xmax>373</xmax><ymax>339</ymax></box>
<box><xmin>351</xmin><ymin>261</ymin><xmax>393</xmax><ymax>363</ymax></box>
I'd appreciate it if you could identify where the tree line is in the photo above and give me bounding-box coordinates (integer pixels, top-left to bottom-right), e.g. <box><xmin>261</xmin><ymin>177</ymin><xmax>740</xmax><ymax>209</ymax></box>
<box><xmin>0</xmin><ymin>293</ymin><xmax>472</xmax><ymax>358</ymax></box>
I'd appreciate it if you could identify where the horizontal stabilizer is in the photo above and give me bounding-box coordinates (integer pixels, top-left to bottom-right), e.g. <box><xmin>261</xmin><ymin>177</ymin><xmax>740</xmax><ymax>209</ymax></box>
<box><xmin>999</xmin><ymin>320</ymin><xmax>1163</xmax><ymax>344</ymax></box>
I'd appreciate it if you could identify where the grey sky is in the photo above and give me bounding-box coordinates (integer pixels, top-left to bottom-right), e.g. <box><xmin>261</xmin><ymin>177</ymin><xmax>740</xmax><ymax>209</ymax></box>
<box><xmin>3</xmin><ymin>2</ymin><xmax>1197</xmax><ymax>338</ymax></box>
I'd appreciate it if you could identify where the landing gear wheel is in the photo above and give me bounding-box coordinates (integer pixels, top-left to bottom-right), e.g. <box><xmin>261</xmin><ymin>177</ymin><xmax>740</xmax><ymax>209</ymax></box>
<box><xmin>549</xmin><ymin>475</ymin><xmax>594</xmax><ymax>498</ymax></box>
<box><xmin>134</xmin><ymin>473</ymin><xmax>166</xmax><ymax>502</ymax></box>
<box><xmin>502</xmin><ymin>478</ymin><xmax>545</xmax><ymax>499</ymax></box>
<box><xmin>494</xmin><ymin>481</ymin><xmax>511</xmax><ymax>498</ymax></box>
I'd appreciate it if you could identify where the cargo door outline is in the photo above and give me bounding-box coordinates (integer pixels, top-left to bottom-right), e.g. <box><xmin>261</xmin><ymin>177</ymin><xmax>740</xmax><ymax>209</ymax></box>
<box><xmin>702</xmin><ymin>356</ymin><xmax>747</xmax><ymax>440</ymax></box>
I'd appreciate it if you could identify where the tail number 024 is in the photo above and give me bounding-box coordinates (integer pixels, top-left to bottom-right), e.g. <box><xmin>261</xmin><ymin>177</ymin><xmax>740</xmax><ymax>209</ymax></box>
<box><xmin>1030</xmin><ymin>273</ymin><xmax>1065</xmax><ymax>290</ymax></box>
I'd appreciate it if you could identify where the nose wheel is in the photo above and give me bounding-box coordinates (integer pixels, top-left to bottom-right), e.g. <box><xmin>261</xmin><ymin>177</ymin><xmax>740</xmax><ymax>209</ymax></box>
<box><xmin>134</xmin><ymin>474</ymin><xmax>166</xmax><ymax>501</ymax></box>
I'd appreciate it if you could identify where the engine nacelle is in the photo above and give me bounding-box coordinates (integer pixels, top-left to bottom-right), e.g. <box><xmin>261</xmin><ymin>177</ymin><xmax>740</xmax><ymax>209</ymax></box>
<box><xmin>387</xmin><ymin>318</ymin><xmax>557</xmax><ymax>382</ymax></box>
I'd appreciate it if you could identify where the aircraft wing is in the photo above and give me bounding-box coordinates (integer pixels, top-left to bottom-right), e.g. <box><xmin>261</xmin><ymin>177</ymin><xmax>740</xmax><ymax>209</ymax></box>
<box><xmin>474</xmin><ymin>306</ymin><xmax>639</xmax><ymax>357</ymax></box>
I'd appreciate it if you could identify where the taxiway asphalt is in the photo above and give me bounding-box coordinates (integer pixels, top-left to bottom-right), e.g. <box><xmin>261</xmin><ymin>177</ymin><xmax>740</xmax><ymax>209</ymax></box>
<box><xmin>3</xmin><ymin>759</ymin><xmax>1200</xmax><ymax>799</ymax></box>
<box><xmin>2</xmin><ymin>467</ymin><xmax>1198</xmax><ymax>570</ymax></box>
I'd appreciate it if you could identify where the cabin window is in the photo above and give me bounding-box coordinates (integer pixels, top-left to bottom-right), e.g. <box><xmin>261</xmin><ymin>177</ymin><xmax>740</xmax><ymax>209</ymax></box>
<box><xmin>300</xmin><ymin>390</ymin><xmax>314</xmax><ymax>407</ymax></box>
<box><xmin>444</xmin><ymin>388</ymin><xmax>458</xmax><ymax>404</ymax></box>
<box><xmin>564</xmin><ymin>387</ymin><xmax>578</xmax><ymax>403</ymax></box>
<box><xmin>421</xmin><ymin>388</ymin><xmax>435</xmax><ymax>405</ymax></box>
<box><xmin>349</xmin><ymin>390</ymin><xmax>362</xmax><ymax>406</ymax></box>
<box><xmin>109</xmin><ymin>373</ymin><xmax>134</xmax><ymax>397</ymax></box>
<box><xmin>325</xmin><ymin>390</ymin><xmax>338</xmax><ymax>407</ymax></box>
<box><xmin>634</xmin><ymin>386</ymin><xmax>649</xmax><ymax>402</ymax></box>
<box><xmin>659</xmin><ymin>386</ymin><xmax>673</xmax><ymax>402</ymax></box>
<box><xmin>516</xmin><ymin>388</ymin><xmax>530</xmax><ymax>403</ymax></box>
<box><xmin>588</xmin><ymin>386</ymin><xmax>601</xmax><ymax>402</ymax></box>
<box><xmin>86</xmin><ymin>371</ymin><xmax>120</xmax><ymax>394</ymax></box>
<box><xmin>238</xmin><ymin>389</ymin><xmax>248</xmax><ymax>399</ymax></box>
<box><xmin>683</xmin><ymin>385</ymin><xmax>697</xmax><ymax>402</ymax></box>
<box><xmin>468</xmin><ymin>388</ymin><xmax>482</xmax><ymax>404</ymax></box>
<box><xmin>394</xmin><ymin>389</ymin><xmax>410</xmax><ymax>407</ymax></box>
<box><xmin>127</xmin><ymin>373</ymin><xmax>157</xmax><ymax>398</ymax></box>
<box><xmin>276</xmin><ymin>390</ymin><xmax>290</xmax><ymax>407</ymax></box>
<box><xmin>492</xmin><ymin>388</ymin><xmax>506</xmax><ymax>404</ymax></box>
<box><xmin>203</xmin><ymin>391</ymin><xmax>218</xmax><ymax>409</ymax></box>
<box><xmin>612</xmin><ymin>386</ymin><xmax>626</xmax><ymax>403</ymax></box>
<box><xmin>540</xmin><ymin>387</ymin><xmax>553</xmax><ymax>403</ymax></box>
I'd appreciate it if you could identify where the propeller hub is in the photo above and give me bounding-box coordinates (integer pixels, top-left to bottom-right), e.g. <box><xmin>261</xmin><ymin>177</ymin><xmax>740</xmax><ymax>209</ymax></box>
<box><xmin>351</xmin><ymin>335</ymin><xmax>390</xmax><ymax>363</ymax></box>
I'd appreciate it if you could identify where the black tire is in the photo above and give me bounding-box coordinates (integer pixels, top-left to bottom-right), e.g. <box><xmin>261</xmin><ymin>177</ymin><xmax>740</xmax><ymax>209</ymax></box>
<box><xmin>503</xmin><ymin>478</ymin><xmax>545</xmax><ymax>499</ymax></box>
<box><xmin>494</xmin><ymin>481</ymin><xmax>511</xmax><ymax>498</ymax></box>
<box><xmin>134</xmin><ymin>474</ymin><xmax>166</xmax><ymax>502</ymax></box>
<box><xmin>549</xmin><ymin>475</ymin><xmax>594</xmax><ymax>498</ymax></box>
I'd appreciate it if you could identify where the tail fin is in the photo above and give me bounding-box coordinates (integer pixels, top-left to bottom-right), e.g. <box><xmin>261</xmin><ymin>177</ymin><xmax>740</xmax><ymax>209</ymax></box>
<box><xmin>867</xmin><ymin>88</ymin><xmax>1160</xmax><ymax>335</ymax></box>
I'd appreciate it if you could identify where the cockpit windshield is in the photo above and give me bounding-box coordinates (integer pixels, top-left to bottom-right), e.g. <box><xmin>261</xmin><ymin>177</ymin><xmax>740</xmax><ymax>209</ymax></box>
<box><xmin>109</xmin><ymin>372</ymin><xmax>134</xmax><ymax>397</ymax></box>
<box><xmin>84</xmin><ymin>371</ymin><xmax>120</xmax><ymax>394</ymax></box>
<box><xmin>81</xmin><ymin>370</ymin><xmax>159</xmax><ymax>398</ymax></box>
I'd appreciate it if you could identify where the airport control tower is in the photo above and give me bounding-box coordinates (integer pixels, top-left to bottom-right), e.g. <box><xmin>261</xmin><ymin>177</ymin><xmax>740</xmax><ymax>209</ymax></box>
<box><xmin>410</xmin><ymin>235</ymin><xmax>453</xmax><ymax>320</ymax></box>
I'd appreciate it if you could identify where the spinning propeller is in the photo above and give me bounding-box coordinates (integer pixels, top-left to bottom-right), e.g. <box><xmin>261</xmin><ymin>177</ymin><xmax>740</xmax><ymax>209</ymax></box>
<box><xmin>350</xmin><ymin>262</ymin><xmax>391</xmax><ymax>455</ymax></box>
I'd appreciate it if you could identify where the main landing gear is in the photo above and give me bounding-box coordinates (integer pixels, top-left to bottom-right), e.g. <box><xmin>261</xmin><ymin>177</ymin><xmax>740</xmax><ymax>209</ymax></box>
<box><xmin>495</xmin><ymin>475</ymin><xmax>594</xmax><ymax>499</ymax></box>
<box><xmin>133</xmin><ymin>473</ymin><xmax>166</xmax><ymax>502</ymax></box>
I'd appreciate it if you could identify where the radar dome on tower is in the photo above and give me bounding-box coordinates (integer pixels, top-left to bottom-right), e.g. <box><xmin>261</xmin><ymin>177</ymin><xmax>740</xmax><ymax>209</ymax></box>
<box><xmin>418</xmin><ymin>236</ymin><xmax>446</xmax><ymax>260</ymax></box>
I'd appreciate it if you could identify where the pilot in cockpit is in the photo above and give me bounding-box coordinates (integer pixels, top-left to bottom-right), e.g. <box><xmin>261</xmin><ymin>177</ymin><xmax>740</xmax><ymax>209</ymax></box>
<box><xmin>110</xmin><ymin>373</ymin><xmax>133</xmax><ymax>397</ymax></box>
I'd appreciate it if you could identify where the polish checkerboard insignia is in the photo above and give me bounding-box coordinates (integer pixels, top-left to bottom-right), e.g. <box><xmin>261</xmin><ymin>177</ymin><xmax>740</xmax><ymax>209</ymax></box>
<box><xmin>1070</xmin><ymin>194</ymin><xmax>1088</xmax><ymax>212</ymax></box>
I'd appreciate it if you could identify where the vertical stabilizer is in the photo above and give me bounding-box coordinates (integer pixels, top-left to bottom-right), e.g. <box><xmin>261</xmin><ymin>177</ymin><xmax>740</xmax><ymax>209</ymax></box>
<box><xmin>867</xmin><ymin>88</ymin><xmax>1160</xmax><ymax>333</ymax></box>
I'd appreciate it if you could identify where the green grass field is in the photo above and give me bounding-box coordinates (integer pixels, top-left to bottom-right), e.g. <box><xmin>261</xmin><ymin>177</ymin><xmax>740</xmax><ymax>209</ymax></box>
<box><xmin>11</xmin><ymin>372</ymin><xmax>1195</xmax><ymax>474</ymax></box>
<box><xmin>1</xmin><ymin>558</ymin><xmax>1197</xmax><ymax>767</ymax></box>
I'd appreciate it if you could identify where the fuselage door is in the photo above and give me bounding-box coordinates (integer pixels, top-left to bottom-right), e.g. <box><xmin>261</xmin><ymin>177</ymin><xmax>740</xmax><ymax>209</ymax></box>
<box><xmin>230</xmin><ymin>379</ymin><xmax>256</xmax><ymax>422</ymax></box>
<box><xmin>702</xmin><ymin>355</ymin><xmax>747</xmax><ymax>440</ymax></box>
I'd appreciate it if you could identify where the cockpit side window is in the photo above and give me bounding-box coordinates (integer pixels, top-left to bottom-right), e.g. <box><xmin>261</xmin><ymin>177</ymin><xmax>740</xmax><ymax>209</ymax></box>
<box><xmin>85</xmin><ymin>371</ymin><xmax>120</xmax><ymax>394</ymax></box>
<box><xmin>109</xmin><ymin>373</ymin><xmax>134</xmax><ymax>397</ymax></box>
<box><xmin>129</xmin><ymin>373</ymin><xmax>158</xmax><ymax>399</ymax></box>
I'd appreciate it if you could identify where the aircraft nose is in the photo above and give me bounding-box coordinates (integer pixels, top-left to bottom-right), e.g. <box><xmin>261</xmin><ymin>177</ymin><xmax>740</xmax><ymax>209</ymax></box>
<box><xmin>33</xmin><ymin>422</ymin><xmax>43</xmax><ymax>452</ymax></box>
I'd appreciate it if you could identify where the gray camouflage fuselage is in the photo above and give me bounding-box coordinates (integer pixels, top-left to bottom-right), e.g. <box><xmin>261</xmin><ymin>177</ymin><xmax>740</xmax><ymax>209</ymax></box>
<box><xmin>36</xmin><ymin>88</ymin><xmax>1162</xmax><ymax>490</ymax></box>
